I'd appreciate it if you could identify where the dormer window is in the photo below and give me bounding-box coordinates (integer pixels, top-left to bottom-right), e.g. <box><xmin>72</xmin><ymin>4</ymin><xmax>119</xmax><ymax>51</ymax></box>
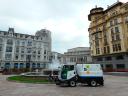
<box><xmin>8</xmin><ymin>28</ymin><xmax>14</xmax><ymax>35</ymax></box>
<box><xmin>7</xmin><ymin>39</ymin><xmax>13</xmax><ymax>45</ymax></box>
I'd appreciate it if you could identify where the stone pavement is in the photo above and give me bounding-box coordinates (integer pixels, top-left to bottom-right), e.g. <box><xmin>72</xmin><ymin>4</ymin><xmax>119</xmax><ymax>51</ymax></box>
<box><xmin>0</xmin><ymin>75</ymin><xmax>128</xmax><ymax>96</ymax></box>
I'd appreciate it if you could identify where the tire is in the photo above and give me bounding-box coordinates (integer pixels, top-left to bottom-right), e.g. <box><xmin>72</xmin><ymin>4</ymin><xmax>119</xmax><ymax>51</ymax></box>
<box><xmin>69</xmin><ymin>80</ymin><xmax>76</xmax><ymax>87</ymax></box>
<box><xmin>90</xmin><ymin>80</ymin><xmax>97</xmax><ymax>87</ymax></box>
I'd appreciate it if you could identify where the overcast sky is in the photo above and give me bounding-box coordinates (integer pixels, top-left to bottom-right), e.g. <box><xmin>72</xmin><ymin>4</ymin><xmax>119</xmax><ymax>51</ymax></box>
<box><xmin>0</xmin><ymin>0</ymin><xmax>127</xmax><ymax>53</ymax></box>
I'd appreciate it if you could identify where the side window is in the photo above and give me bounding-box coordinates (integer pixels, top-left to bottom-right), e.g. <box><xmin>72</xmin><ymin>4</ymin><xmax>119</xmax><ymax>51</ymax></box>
<box><xmin>70</xmin><ymin>65</ymin><xmax>74</xmax><ymax>70</ymax></box>
<box><xmin>84</xmin><ymin>68</ymin><xmax>87</xmax><ymax>71</ymax></box>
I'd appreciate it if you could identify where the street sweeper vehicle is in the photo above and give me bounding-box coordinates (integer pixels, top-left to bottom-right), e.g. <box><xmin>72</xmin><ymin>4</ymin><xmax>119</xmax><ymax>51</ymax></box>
<box><xmin>55</xmin><ymin>64</ymin><xmax>104</xmax><ymax>87</ymax></box>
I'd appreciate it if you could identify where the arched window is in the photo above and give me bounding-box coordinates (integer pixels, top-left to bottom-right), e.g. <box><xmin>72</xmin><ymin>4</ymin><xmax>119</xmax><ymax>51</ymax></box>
<box><xmin>7</xmin><ymin>39</ymin><xmax>13</xmax><ymax>45</ymax></box>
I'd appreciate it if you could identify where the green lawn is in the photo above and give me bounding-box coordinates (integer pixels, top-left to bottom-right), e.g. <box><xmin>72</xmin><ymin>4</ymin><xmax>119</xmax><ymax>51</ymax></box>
<box><xmin>7</xmin><ymin>76</ymin><xmax>54</xmax><ymax>84</ymax></box>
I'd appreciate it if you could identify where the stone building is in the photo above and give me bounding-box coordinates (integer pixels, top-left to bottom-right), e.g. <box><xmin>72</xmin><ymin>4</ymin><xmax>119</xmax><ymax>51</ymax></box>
<box><xmin>0</xmin><ymin>28</ymin><xmax>51</xmax><ymax>70</ymax></box>
<box><xmin>88</xmin><ymin>1</ymin><xmax>128</xmax><ymax>71</ymax></box>
<box><xmin>62</xmin><ymin>47</ymin><xmax>92</xmax><ymax>64</ymax></box>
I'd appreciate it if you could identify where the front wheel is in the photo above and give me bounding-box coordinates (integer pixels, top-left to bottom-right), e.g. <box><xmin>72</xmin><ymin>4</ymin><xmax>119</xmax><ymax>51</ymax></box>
<box><xmin>69</xmin><ymin>80</ymin><xmax>76</xmax><ymax>87</ymax></box>
<box><xmin>90</xmin><ymin>80</ymin><xmax>97</xmax><ymax>87</ymax></box>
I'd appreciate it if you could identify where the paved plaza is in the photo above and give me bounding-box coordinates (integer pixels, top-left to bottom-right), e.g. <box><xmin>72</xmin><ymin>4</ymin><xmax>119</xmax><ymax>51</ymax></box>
<box><xmin>0</xmin><ymin>75</ymin><xmax>128</xmax><ymax>96</ymax></box>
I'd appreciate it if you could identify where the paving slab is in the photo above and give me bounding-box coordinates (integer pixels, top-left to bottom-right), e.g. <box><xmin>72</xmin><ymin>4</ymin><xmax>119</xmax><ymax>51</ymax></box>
<box><xmin>0</xmin><ymin>75</ymin><xmax>128</xmax><ymax>96</ymax></box>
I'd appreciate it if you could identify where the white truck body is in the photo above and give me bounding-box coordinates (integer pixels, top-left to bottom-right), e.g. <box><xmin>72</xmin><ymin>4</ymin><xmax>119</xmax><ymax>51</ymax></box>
<box><xmin>76</xmin><ymin>64</ymin><xmax>103</xmax><ymax>77</ymax></box>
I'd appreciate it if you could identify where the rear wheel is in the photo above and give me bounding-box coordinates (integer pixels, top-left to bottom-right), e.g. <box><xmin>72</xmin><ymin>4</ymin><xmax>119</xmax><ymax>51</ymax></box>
<box><xmin>69</xmin><ymin>80</ymin><xmax>76</xmax><ymax>87</ymax></box>
<box><xmin>90</xmin><ymin>80</ymin><xmax>97</xmax><ymax>87</ymax></box>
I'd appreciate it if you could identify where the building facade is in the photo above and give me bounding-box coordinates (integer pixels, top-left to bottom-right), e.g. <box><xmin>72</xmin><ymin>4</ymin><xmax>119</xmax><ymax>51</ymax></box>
<box><xmin>0</xmin><ymin>28</ymin><xmax>51</xmax><ymax>70</ymax></box>
<box><xmin>62</xmin><ymin>47</ymin><xmax>92</xmax><ymax>64</ymax></box>
<box><xmin>88</xmin><ymin>1</ymin><xmax>128</xmax><ymax>71</ymax></box>
<box><xmin>51</xmin><ymin>52</ymin><xmax>62</xmax><ymax>63</ymax></box>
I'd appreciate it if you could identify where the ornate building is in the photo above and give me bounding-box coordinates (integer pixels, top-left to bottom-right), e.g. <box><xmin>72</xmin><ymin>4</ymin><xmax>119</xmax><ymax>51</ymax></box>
<box><xmin>0</xmin><ymin>28</ymin><xmax>51</xmax><ymax>70</ymax></box>
<box><xmin>88</xmin><ymin>1</ymin><xmax>128</xmax><ymax>71</ymax></box>
<box><xmin>62</xmin><ymin>47</ymin><xmax>92</xmax><ymax>64</ymax></box>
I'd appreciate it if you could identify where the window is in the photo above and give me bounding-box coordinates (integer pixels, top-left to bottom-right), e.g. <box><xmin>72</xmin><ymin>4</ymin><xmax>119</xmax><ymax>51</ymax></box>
<box><xmin>106</xmin><ymin>64</ymin><xmax>113</xmax><ymax>69</ymax></box>
<box><xmin>113</xmin><ymin>45</ymin><xmax>115</xmax><ymax>52</ymax></box>
<box><xmin>114</xmin><ymin>18</ymin><xmax>118</xmax><ymax>25</ymax></box>
<box><xmin>27</xmin><ymin>48</ymin><xmax>31</xmax><ymax>53</ymax></box>
<box><xmin>26</xmin><ymin>55</ymin><xmax>31</xmax><ymax>61</ymax></box>
<box><xmin>44</xmin><ymin>56</ymin><xmax>46</xmax><ymax>59</ymax></box>
<box><xmin>97</xmin><ymin>57</ymin><xmax>102</xmax><ymax>61</ymax></box>
<box><xmin>21</xmin><ymin>41</ymin><xmax>25</xmax><ymax>46</ymax></box>
<box><xmin>0</xmin><ymin>38</ymin><xmax>3</xmax><ymax>44</ymax></box>
<box><xmin>16</xmin><ymin>40</ymin><xmax>20</xmax><ymax>46</ymax></box>
<box><xmin>105</xmin><ymin>56</ymin><xmax>112</xmax><ymax>61</ymax></box>
<box><xmin>107</xmin><ymin>46</ymin><xmax>110</xmax><ymax>53</ymax></box>
<box><xmin>84</xmin><ymin>68</ymin><xmax>87</xmax><ymax>71</ymax></box>
<box><xmin>111</xmin><ymin>35</ymin><xmax>115</xmax><ymax>41</ymax></box>
<box><xmin>113</xmin><ymin>44</ymin><xmax>121</xmax><ymax>52</ymax></box>
<box><xmin>110</xmin><ymin>21</ymin><xmax>113</xmax><ymax>26</ymax></box>
<box><xmin>33</xmin><ymin>50</ymin><xmax>36</xmax><ymax>54</ymax></box>
<box><xmin>0</xmin><ymin>45</ymin><xmax>2</xmax><ymax>51</ymax></box>
<box><xmin>38</xmin><ymin>50</ymin><xmax>40</xmax><ymax>54</ymax></box>
<box><xmin>118</xmin><ymin>44</ymin><xmax>121</xmax><ymax>51</ymax></box>
<box><xmin>21</xmin><ymin>55</ymin><xmax>24</xmax><ymax>60</ymax></box>
<box><xmin>5</xmin><ymin>63</ymin><xmax>10</xmax><ymax>69</ymax></box>
<box><xmin>96</xmin><ymin>48</ymin><xmax>100</xmax><ymax>54</ymax></box>
<box><xmin>116</xmin><ymin>34</ymin><xmax>120</xmax><ymax>40</ymax></box>
<box><xmin>6</xmin><ymin>46</ymin><xmax>12</xmax><ymax>52</ymax></box>
<box><xmin>27</xmin><ymin>40</ymin><xmax>32</xmax><ymax>46</ymax></box>
<box><xmin>63</xmin><ymin>65</ymin><xmax>74</xmax><ymax>71</ymax></box>
<box><xmin>5</xmin><ymin>54</ymin><xmax>12</xmax><ymax>60</ymax></box>
<box><xmin>125</xmin><ymin>16</ymin><xmax>128</xmax><ymax>23</ymax></box>
<box><xmin>21</xmin><ymin>48</ymin><xmax>24</xmax><ymax>53</ymax></box>
<box><xmin>95</xmin><ymin>40</ymin><xmax>99</xmax><ymax>46</ymax></box>
<box><xmin>116</xmin><ymin>64</ymin><xmax>125</xmax><ymax>69</ymax></box>
<box><xmin>115</xmin><ymin>44</ymin><xmax>118</xmax><ymax>51</ymax></box>
<box><xmin>37</xmin><ymin>63</ymin><xmax>40</xmax><ymax>68</ymax></box>
<box><xmin>38</xmin><ymin>56</ymin><xmax>40</xmax><ymax>60</ymax></box>
<box><xmin>7</xmin><ymin>39</ymin><xmax>13</xmax><ymax>45</ymax></box>
<box><xmin>104</xmin><ymin>46</ymin><xmax>110</xmax><ymax>54</ymax></box>
<box><xmin>20</xmin><ymin>63</ymin><xmax>24</xmax><ymax>68</ymax></box>
<box><xmin>116</xmin><ymin>55</ymin><xmax>124</xmax><ymax>60</ymax></box>
<box><xmin>70</xmin><ymin>57</ymin><xmax>73</xmax><ymax>62</ymax></box>
<box><xmin>14</xmin><ymin>63</ymin><xmax>18</xmax><ymax>69</ymax></box>
<box><xmin>104</xmin><ymin>47</ymin><xmax>106</xmax><ymax>54</ymax></box>
<box><xmin>44</xmin><ymin>50</ymin><xmax>46</xmax><ymax>54</ymax></box>
<box><xmin>32</xmin><ymin>63</ymin><xmax>36</xmax><ymax>68</ymax></box>
<box><xmin>111</xmin><ymin>28</ymin><xmax>114</xmax><ymax>34</ymax></box>
<box><xmin>15</xmin><ymin>55</ymin><xmax>18</xmax><ymax>60</ymax></box>
<box><xmin>115</xmin><ymin>27</ymin><xmax>119</xmax><ymax>33</ymax></box>
<box><xmin>16</xmin><ymin>47</ymin><xmax>19</xmax><ymax>53</ymax></box>
<box><xmin>104</xmin><ymin>39</ymin><xmax>108</xmax><ymax>45</ymax></box>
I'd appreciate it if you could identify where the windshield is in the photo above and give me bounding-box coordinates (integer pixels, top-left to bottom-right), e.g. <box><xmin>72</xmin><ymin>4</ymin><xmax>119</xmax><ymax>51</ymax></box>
<box><xmin>62</xmin><ymin>65</ymin><xmax>74</xmax><ymax>71</ymax></box>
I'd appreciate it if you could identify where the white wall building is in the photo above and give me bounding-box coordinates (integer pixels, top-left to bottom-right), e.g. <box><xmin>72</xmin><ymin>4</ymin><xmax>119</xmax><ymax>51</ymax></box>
<box><xmin>0</xmin><ymin>28</ymin><xmax>51</xmax><ymax>69</ymax></box>
<box><xmin>62</xmin><ymin>47</ymin><xmax>92</xmax><ymax>64</ymax></box>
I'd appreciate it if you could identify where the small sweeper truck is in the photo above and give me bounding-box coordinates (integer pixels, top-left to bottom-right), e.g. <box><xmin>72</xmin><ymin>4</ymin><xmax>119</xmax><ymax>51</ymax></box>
<box><xmin>55</xmin><ymin>64</ymin><xmax>104</xmax><ymax>87</ymax></box>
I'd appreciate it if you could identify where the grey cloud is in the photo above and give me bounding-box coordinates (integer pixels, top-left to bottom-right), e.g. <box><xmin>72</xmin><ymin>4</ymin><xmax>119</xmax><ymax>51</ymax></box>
<box><xmin>0</xmin><ymin>0</ymin><xmax>87</xmax><ymax>21</ymax></box>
